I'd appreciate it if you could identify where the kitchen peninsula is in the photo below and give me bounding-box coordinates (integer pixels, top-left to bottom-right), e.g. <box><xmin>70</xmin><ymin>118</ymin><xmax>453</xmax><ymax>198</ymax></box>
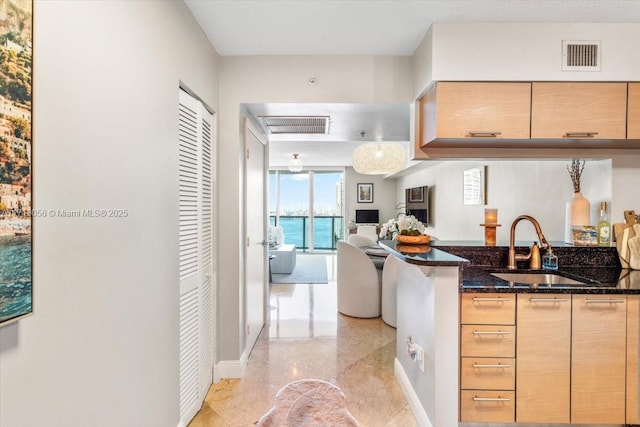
<box><xmin>379</xmin><ymin>239</ymin><xmax>639</xmax><ymax>427</ymax></box>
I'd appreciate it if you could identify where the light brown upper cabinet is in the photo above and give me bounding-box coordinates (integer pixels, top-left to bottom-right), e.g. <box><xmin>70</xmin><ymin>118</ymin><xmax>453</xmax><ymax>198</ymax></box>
<box><xmin>420</xmin><ymin>82</ymin><xmax>531</xmax><ymax>146</ymax></box>
<box><xmin>531</xmin><ymin>82</ymin><xmax>627</xmax><ymax>140</ymax></box>
<box><xmin>628</xmin><ymin>83</ymin><xmax>640</xmax><ymax>139</ymax></box>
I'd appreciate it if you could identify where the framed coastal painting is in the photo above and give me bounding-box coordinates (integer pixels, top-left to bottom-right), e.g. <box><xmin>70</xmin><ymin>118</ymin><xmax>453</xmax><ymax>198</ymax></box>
<box><xmin>0</xmin><ymin>0</ymin><xmax>33</xmax><ymax>326</ymax></box>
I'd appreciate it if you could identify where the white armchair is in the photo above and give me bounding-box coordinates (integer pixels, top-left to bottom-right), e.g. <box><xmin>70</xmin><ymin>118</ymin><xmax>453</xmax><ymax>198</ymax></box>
<box><xmin>347</xmin><ymin>234</ymin><xmax>378</xmax><ymax>249</ymax></box>
<box><xmin>356</xmin><ymin>225</ymin><xmax>378</xmax><ymax>242</ymax></box>
<box><xmin>381</xmin><ymin>254</ymin><xmax>398</xmax><ymax>327</ymax></box>
<box><xmin>337</xmin><ymin>241</ymin><xmax>381</xmax><ymax>318</ymax></box>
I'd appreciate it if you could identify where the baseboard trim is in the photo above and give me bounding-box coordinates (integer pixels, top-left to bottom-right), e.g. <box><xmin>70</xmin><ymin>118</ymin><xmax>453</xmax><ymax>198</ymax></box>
<box><xmin>394</xmin><ymin>358</ymin><xmax>432</xmax><ymax>427</ymax></box>
<box><xmin>213</xmin><ymin>349</ymin><xmax>249</xmax><ymax>382</ymax></box>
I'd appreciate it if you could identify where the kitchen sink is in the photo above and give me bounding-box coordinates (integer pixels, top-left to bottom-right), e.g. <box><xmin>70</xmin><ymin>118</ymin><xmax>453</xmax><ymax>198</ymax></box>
<box><xmin>490</xmin><ymin>272</ymin><xmax>589</xmax><ymax>286</ymax></box>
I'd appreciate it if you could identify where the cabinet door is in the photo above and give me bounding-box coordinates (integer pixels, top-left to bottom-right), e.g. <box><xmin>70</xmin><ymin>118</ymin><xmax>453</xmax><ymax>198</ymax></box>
<box><xmin>421</xmin><ymin>82</ymin><xmax>531</xmax><ymax>145</ymax></box>
<box><xmin>629</xmin><ymin>83</ymin><xmax>640</xmax><ymax>139</ymax></box>
<box><xmin>516</xmin><ymin>294</ymin><xmax>571</xmax><ymax>423</ymax></box>
<box><xmin>531</xmin><ymin>82</ymin><xmax>627</xmax><ymax>139</ymax></box>
<box><xmin>571</xmin><ymin>295</ymin><xmax>627</xmax><ymax>424</ymax></box>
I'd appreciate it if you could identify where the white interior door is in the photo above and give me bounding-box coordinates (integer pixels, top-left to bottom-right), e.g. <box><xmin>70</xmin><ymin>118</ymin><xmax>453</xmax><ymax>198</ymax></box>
<box><xmin>244</xmin><ymin>119</ymin><xmax>267</xmax><ymax>355</ymax></box>
<box><xmin>178</xmin><ymin>88</ymin><xmax>214</xmax><ymax>426</ymax></box>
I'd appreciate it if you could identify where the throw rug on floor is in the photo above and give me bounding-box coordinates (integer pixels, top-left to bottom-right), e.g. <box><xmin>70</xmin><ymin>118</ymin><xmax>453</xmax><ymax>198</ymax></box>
<box><xmin>272</xmin><ymin>254</ymin><xmax>328</xmax><ymax>284</ymax></box>
<box><xmin>257</xmin><ymin>379</ymin><xmax>359</xmax><ymax>426</ymax></box>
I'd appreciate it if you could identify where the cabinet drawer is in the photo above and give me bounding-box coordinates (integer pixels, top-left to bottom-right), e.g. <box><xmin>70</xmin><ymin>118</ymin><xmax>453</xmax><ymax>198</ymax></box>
<box><xmin>460</xmin><ymin>293</ymin><xmax>515</xmax><ymax>325</ymax></box>
<box><xmin>461</xmin><ymin>357</ymin><xmax>515</xmax><ymax>390</ymax></box>
<box><xmin>460</xmin><ymin>390</ymin><xmax>515</xmax><ymax>423</ymax></box>
<box><xmin>461</xmin><ymin>325</ymin><xmax>515</xmax><ymax>357</ymax></box>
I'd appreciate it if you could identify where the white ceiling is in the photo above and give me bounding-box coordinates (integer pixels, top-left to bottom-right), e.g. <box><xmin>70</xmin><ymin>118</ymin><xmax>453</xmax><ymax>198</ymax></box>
<box><xmin>185</xmin><ymin>1</ymin><xmax>637</xmax><ymax>56</ymax></box>
<box><xmin>185</xmin><ymin>0</ymin><xmax>639</xmax><ymax>169</ymax></box>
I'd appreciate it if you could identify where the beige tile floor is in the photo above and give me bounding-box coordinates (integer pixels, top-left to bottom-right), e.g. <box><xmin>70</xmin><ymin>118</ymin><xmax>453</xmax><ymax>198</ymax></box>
<box><xmin>189</xmin><ymin>254</ymin><xmax>416</xmax><ymax>427</ymax></box>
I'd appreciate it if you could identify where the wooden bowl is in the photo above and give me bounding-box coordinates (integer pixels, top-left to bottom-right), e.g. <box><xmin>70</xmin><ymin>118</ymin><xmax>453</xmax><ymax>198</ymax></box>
<box><xmin>395</xmin><ymin>234</ymin><xmax>431</xmax><ymax>245</ymax></box>
<box><xmin>396</xmin><ymin>244</ymin><xmax>431</xmax><ymax>254</ymax></box>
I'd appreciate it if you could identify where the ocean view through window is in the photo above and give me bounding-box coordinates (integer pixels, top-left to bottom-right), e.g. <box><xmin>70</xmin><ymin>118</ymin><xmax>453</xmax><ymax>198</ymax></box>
<box><xmin>269</xmin><ymin>170</ymin><xmax>344</xmax><ymax>251</ymax></box>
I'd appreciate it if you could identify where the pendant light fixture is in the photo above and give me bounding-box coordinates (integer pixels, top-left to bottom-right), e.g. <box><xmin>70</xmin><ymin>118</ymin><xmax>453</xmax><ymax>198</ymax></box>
<box><xmin>288</xmin><ymin>153</ymin><xmax>303</xmax><ymax>172</ymax></box>
<box><xmin>352</xmin><ymin>142</ymin><xmax>406</xmax><ymax>175</ymax></box>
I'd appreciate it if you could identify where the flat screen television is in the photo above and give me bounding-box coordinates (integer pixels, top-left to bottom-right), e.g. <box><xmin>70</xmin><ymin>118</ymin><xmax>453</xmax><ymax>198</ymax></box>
<box><xmin>405</xmin><ymin>185</ymin><xmax>429</xmax><ymax>225</ymax></box>
<box><xmin>407</xmin><ymin>208</ymin><xmax>428</xmax><ymax>224</ymax></box>
<box><xmin>355</xmin><ymin>209</ymin><xmax>379</xmax><ymax>224</ymax></box>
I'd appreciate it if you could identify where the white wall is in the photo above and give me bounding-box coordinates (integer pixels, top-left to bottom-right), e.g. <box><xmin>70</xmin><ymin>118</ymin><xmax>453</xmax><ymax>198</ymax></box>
<box><xmin>344</xmin><ymin>167</ymin><xmax>397</xmax><ymax>230</ymax></box>
<box><xmin>396</xmin><ymin>160</ymin><xmax>612</xmax><ymax>243</ymax></box>
<box><xmin>217</xmin><ymin>55</ymin><xmax>412</xmax><ymax>361</ymax></box>
<box><xmin>430</xmin><ymin>23</ymin><xmax>640</xmax><ymax>84</ymax></box>
<box><xmin>0</xmin><ymin>2</ymin><xmax>219</xmax><ymax>427</ymax></box>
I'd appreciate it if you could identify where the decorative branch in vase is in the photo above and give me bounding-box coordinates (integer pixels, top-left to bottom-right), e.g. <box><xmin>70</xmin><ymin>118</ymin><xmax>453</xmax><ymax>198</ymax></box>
<box><xmin>567</xmin><ymin>159</ymin><xmax>585</xmax><ymax>193</ymax></box>
<box><xmin>565</xmin><ymin>159</ymin><xmax>591</xmax><ymax>244</ymax></box>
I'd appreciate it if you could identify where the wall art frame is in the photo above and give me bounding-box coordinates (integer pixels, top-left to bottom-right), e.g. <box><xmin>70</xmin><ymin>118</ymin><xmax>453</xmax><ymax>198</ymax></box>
<box><xmin>463</xmin><ymin>166</ymin><xmax>486</xmax><ymax>206</ymax></box>
<box><xmin>357</xmin><ymin>183</ymin><xmax>373</xmax><ymax>203</ymax></box>
<box><xmin>0</xmin><ymin>0</ymin><xmax>33</xmax><ymax>327</ymax></box>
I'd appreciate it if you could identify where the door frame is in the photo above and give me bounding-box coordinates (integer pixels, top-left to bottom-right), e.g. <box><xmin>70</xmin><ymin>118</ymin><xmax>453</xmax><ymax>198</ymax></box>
<box><xmin>242</xmin><ymin>117</ymin><xmax>268</xmax><ymax>355</ymax></box>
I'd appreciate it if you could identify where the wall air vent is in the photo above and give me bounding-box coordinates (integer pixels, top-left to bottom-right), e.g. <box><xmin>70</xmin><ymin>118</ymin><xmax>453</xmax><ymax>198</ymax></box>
<box><xmin>562</xmin><ymin>40</ymin><xmax>601</xmax><ymax>71</ymax></box>
<box><xmin>259</xmin><ymin>116</ymin><xmax>330</xmax><ymax>134</ymax></box>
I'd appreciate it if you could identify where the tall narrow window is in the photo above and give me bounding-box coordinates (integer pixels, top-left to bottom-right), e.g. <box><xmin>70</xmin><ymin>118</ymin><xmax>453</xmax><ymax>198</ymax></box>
<box><xmin>269</xmin><ymin>170</ymin><xmax>344</xmax><ymax>251</ymax></box>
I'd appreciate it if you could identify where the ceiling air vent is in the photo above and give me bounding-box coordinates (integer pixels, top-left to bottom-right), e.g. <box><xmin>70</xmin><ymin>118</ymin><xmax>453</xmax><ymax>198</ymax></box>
<box><xmin>259</xmin><ymin>116</ymin><xmax>330</xmax><ymax>135</ymax></box>
<box><xmin>562</xmin><ymin>40</ymin><xmax>601</xmax><ymax>71</ymax></box>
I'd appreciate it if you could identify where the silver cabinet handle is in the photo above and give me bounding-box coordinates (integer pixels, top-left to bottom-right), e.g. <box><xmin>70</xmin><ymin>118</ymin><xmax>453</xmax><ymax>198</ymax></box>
<box><xmin>529</xmin><ymin>297</ymin><xmax>568</xmax><ymax>302</ymax></box>
<box><xmin>473</xmin><ymin>330</ymin><xmax>511</xmax><ymax>335</ymax></box>
<box><xmin>563</xmin><ymin>131</ymin><xmax>598</xmax><ymax>138</ymax></box>
<box><xmin>585</xmin><ymin>298</ymin><xmax>625</xmax><ymax>304</ymax></box>
<box><xmin>473</xmin><ymin>363</ymin><xmax>511</xmax><ymax>369</ymax></box>
<box><xmin>468</xmin><ymin>131</ymin><xmax>501</xmax><ymax>137</ymax></box>
<box><xmin>473</xmin><ymin>396</ymin><xmax>511</xmax><ymax>402</ymax></box>
<box><xmin>472</xmin><ymin>297</ymin><xmax>511</xmax><ymax>302</ymax></box>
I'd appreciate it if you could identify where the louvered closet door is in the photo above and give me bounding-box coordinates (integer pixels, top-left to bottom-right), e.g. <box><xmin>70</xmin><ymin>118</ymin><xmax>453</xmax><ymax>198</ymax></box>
<box><xmin>178</xmin><ymin>89</ymin><xmax>214</xmax><ymax>426</ymax></box>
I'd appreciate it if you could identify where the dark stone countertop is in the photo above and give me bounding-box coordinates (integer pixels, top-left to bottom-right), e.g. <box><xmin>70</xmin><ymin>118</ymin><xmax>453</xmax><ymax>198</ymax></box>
<box><xmin>381</xmin><ymin>240</ymin><xmax>640</xmax><ymax>294</ymax></box>
<box><xmin>378</xmin><ymin>240</ymin><xmax>470</xmax><ymax>267</ymax></box>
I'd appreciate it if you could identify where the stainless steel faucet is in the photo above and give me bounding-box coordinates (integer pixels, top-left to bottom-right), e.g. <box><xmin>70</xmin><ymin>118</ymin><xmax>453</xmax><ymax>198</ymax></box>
<box><xmin>508</xmin><ymin>215</ymin><xmax>551</xmax><ymax>269</ymax></box>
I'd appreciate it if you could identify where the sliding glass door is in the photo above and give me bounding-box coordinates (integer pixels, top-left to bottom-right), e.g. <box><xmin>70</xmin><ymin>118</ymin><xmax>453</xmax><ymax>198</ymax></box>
<box><xmin>269</xmin><ymin>170</ymin><xmax>344</xmax><ymax>252</ymax></box>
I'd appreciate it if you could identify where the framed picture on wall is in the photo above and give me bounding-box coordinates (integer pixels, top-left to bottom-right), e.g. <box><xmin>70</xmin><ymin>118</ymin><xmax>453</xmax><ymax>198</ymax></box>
<box><xmin>408</xmin><ymin>186</ymin><xmax>424</xmax><ymax>203</ymax></box>
<box><xmin>0</xmin><ymin>0</ymin><xmax>33</xmax><ymax>327</ymax></box>
<box><xmin>463</xmin><ymin>166</ymin><xmax>486</xmax><ymax>206</ymax></box>
<box><xmin>357</xmin><ymin>183</ymin><xmax>373</xmax><ymax>203</ymax></box>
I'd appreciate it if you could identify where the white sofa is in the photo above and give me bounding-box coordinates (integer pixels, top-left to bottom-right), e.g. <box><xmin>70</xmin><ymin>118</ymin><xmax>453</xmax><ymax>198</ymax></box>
<box><xmin>336</xmin><ymin>241</ymin><xmax>381</xmax><ymax>318</ymax></box>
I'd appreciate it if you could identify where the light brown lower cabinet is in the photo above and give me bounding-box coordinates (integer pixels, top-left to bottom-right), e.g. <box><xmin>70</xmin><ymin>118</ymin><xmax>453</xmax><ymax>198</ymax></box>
<box><xmin>627</xmin><ymin>295</ymin><xmax>639</xmax><ymax>425</ymax></box>
<box><xmin>461</xmin><ymin>292</ymin><xmax>637</xmax><ymax>424</ymax></box>
<box><xmin>571</xmin><ymin>294</ymin><xmax>627</xmax><ymax>424</ymax></box>
<box><xmin>516</xmin><ymin>294</ymin><xmax>571</xmax><ymax>423</ymax></box>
